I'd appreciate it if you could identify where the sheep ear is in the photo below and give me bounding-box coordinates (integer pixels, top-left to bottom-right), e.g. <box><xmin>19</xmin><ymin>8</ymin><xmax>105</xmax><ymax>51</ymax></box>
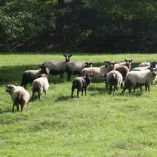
<box><xmin>68</xmin><ymin>55</ymin><xmax>72</xmax><ymax>57</ymax></box>
<box><xmin>63</xmin><ymin>54</ymin><xmax>67</xmax><ymax>57</ymax></box>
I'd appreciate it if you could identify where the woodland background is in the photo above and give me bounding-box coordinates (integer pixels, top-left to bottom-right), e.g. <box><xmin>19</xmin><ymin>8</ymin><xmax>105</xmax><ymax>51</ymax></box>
<box><xmin>0</xmin><ymin>0</ymin><xmax>157</xmax><ymax>52</ymax></box>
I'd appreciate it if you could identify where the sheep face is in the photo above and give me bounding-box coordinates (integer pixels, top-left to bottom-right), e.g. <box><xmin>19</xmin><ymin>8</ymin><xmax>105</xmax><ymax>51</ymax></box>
<box><xmin>39</xmin><ymin>65</ymin><xmax>49</xmax><ymax>75</ymax></box>
<box><xmin>84</xmin><ymin>73</ymin><xmax>93</xmax><ymax>85</ymax></box>
<box><xmin>63</xmin><ymin>54</ymin><xmax>72</xmax><ymax>62</ymax></box>
<box><xmin>150</xmin><ymin>62</ymin><xmax>157</xmax><ymax>68</ymax></box>
<box><xmin>124</xmin><ymin>59</ymin><xmax>132</xmax><ymax>68</ymax></box>
<box><xmin>5</xmin><ymin>85</ymin><xmax>15</xmax><ymax>94</ymax></box>
<box><xmin>149</xmin><ymin>67</ymin><xmax>157</xmax><ymax>76</ymax></box>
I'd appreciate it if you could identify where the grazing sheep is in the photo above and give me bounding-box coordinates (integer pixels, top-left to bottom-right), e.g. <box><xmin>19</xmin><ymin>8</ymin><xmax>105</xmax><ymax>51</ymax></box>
<box><xmin>102</xmin><ymin>70</ymin><xmax>123</xmax><ymax>95</ymax></box>
<box><xmin>66</xmin><ymin>61</ymin><xmax>92</xmax><ymax>81</ymax></box>
<box><xmin>80</xmin><ymin>62</ymin><xmax>115</xmax><ymax>83</ymax></box>
<box><xmin>114</xmin><ymin>59</ymin><xmax>132</xmax><ymax>70</ymax></box>
<box><xmin>122</xmin><ymin>67</ymin><xmax>157</xmax><ymax>94</ymax></box>
<box><xmin>71</xmin><ymin>74</ymin><xmax>93</xmax><ymax>98</ymax></box>
<box><xmin>20</xmin><ymin>66</ymin><xmax>49</xmax><ymax>88</ymax></box>
<box><xmin>32</xmin><ymin>74</ymin><xmax>49</xmax><ymax>101</ymax></box>
<box><xmin>40</xmin><ymin>54</ymin><xmax>72</xmax><ymax>82</ymax></box>
<box><xmin>5</xmin><ymin>84</ymin><xmax>30</xmax><ymax>112</ymax></box>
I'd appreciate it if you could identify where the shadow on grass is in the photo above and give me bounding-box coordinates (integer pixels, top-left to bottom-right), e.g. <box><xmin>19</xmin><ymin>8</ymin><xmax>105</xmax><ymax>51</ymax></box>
<box><xmin>55</xmin><ymin>95</ymin><xmax>72</xmax><ymax>102</ymax></box>
<box><xmin>0</xmin><ymin>64</ymin><xmax>69</xmax><ymax>85</ymax></box>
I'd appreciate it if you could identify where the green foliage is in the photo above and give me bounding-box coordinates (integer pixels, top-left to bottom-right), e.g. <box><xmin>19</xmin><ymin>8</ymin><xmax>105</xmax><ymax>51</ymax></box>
<box><xmin>1</xmin><ymin>0</ymin><xmax>157</xmax><ymax>52</ymax></box>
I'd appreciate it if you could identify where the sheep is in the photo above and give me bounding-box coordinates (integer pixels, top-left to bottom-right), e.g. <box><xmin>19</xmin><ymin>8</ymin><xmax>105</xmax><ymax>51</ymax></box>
<box><xmin>5</xmin><ymin>84</ymin><xmax>30</xmax><ymax>112</ymax></box>
<box><xmin>71</xmin><ymin>74</ymin><xmax>93</xmax><ymax>98</ymax></box>
<box><xmin>102</xmin><ymin>70</ymin><xmax>123</xmax><ymax>95</ymax></box>
<box><xmin>122</xmin><ymin>67</ymin><xmax>157</xmax><ymax>94</ymax></box>
<box><xmin>80</xmin><ymin>62</ymin><xmax>115</xmax><ymax>83</ymax></box>
<box><xmin>114</xmin><ymin>59</ymin><xmax>132</xmax><ymax>70</ymax></box>
<box><xmin>32</xmin><ymin>74</ymin><xmax>49</xmax><ymax>101</ymax></box>
<box><xmin>66</xmin><ymin>61</ymin><xmax>92</xmax><ymax>81</ymax></box>
<box><xmin>133</xmin><ymin>62</ymin><xmax>157</xmax><ymax>71</ymax></box>
<box><xmin>20</xmin><ymin>66</ymin><xmax>49</xmax><ymax>88</ymax></box>
<box><xmin>40</xmin><ymin>54</ymin><xmax>72</xmax><ymax>82</ymax></box>
<box><xmin>138</xmin><ymin>62</ymin><xmax>150</xmax><ymax>67</ymax></box>
<box><xmin>114</xmin><ymin>66</ymin><xmax>129</xmax><ymax>81</ymax></box>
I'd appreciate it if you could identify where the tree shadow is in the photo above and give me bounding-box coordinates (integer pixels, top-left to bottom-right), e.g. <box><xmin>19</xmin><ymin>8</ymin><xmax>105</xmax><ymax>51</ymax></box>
<box><xmin>0</xmin><ymin>64</ymin><xmax>68</xmax><ymax>86</ymax></box>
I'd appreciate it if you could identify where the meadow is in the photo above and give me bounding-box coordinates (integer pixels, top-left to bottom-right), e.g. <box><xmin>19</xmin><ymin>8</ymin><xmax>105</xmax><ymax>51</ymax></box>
<box><xmin>0</xmin><ymin>53</ymin><xmax>157</xmax><ymax>157</ymax></box>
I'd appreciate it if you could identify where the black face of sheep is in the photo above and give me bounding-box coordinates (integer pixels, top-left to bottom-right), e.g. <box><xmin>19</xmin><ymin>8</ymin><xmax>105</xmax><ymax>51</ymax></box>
<box><xmin>150</xmin><ymin>62</ymin><xmax>157</xmax><ymax>68</ymax></box>
<box><xmin>5</xmin><ymin>85</ymin><xmax>14</xmax><ymax>93</ymax></box>
<box><xmin>71</xmin><ymin>74</ymin><xmax>93</xmax><ymax>98</ymax></box>
<box><xmin>64</xmin><ymin>54</ymin><xmax>72</xmax><ymax>62</ymax></box>
<box><xmin>39</xmin><ymin>65</ymin><xmax>49</xmax><ymax>75</ymax></box>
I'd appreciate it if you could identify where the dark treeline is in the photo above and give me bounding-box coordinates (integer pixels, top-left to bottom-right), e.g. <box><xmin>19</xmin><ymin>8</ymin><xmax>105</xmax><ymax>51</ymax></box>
<box><xmin>0</xmin><ymin>0</ymin><xmax>157</xmax><ymax>52</ymax></box>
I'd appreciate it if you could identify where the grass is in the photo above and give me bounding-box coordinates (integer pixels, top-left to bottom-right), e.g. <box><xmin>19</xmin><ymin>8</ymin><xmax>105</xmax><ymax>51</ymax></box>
<box><xmin>0</xmin><ymin>53</ymin><xmax>157</xmax><ymax>157</ymax></box>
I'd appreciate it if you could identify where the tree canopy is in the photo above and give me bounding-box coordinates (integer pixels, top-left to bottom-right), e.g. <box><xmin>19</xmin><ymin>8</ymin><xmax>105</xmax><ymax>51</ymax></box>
<box><xmin>0</xmin><ymin>0</ymin><xmax>157</xmax><ymax>52</ymax></box>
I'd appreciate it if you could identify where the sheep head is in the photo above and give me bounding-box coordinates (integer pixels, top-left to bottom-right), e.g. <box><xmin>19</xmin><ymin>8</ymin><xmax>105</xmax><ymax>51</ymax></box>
<box><xmin>5</xmin><ymin>84</ymin><xmax>15</xmax><ymax>94</ymax></box>
<box><xmin>63</xmin><ymin>54</ymin><xmax>72</xmax><ymax>62</ymax></box>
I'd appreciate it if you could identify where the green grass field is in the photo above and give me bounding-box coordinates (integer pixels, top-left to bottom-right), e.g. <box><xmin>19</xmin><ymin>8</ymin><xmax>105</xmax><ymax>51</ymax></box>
<box><xmin>0</xmin><ymin>53</ymin><xmax>157</xmax><ymax>157</ymax></box>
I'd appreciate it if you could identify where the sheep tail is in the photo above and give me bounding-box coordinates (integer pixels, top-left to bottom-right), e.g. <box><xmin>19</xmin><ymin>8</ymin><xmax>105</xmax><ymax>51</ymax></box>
<box><xmin>113</xmin><ymin>73</ymin><xmax>116</xmax><ymax>79</ymax></box>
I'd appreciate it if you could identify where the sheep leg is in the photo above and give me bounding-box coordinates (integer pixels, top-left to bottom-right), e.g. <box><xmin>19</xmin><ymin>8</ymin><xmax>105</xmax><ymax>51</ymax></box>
<box><xmin>71</xmin><ymin>87</ymin><xmax>75</xmax><ymax>98</ymax></box>
<box><xmin>67</xmin><ymin>74</ymin><xmax>71</xmax><ymax>81</ymax></box>
<box><xmin>12</xmin><ymin>104</ymin><xmax>15</xmax><ymax>112</ymax></box>
<box><xmin>113</xmin><ymin>86</ymin><xmax>117</xmax><ymax>95</ymax></box>
<box><xmin>128</xmin><ymin>88</ymin><xmax>132</xmax><ymax>94</ymax></box>
<box><xmin>38</xmin><ymin>93</ymin><xmax>41</xmax><ymax>101</ymax></box>
<box><xmin>81</xmin><ymin>88</ymin><xmax>83</xmax><ymax>96</ymax></box>
<box><xmin>17</xmin><ymin>105</ymin><xmax>19</xmax><ymax>112</ymax></box>
<box><xmin>109</xmin><ymin>85</ymin><xmax>112</xmax><ymax>94</ymax></box>
<box><xmin>60</xmin><ymin>73</ymin><xmax>64</xmax><ymax>82</ymax></box>
<box><xmin>84</xmin><ymin>88</ymin><xmax>87</xmax><ymax>96</ymax></box>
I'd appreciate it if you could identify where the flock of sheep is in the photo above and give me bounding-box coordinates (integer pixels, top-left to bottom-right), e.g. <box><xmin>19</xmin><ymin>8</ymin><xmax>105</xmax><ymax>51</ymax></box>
<box><xmin>5</xmin><ymin>54</ymin><xmax>157</xmax><ymax>112</ymax></box>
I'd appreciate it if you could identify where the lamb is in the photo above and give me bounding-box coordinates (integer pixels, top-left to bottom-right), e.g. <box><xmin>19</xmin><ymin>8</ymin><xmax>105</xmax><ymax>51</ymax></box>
<box><xmin>80</xmin><ymin>62</ymin><xmax>115</xmax><ymax>83</ymax></box>
<box><xmin>102</xmin><ymin>70</ymin><xmax>123</xmax><ymax>95</ymax></box>
<box><xmin>66</xmin><ymin>61</ymin><xmax>92</xmax><ymax>81</ymax></box>
<box><xmin>20</xmin><ymin>66</ymin><xmax>49</xmax><ymax>88</ymax></box>
<box><xmin>32</xmin><ymin>74</ymin><xmax>49</xmax><ymax>101</ymax></box>
<box><xmin>71</xmin><ymin>74</ymin><xmax>93</xmax><ymax>98</ymax></box>
<box><xmin>122</xmin><ymin>67</ymin><xmax>157</xmax><ymax>94</ymax></box>
<box><xmin>114</xmin><ymin>59</ymin><xmax>132</xmax><ymax>70</ymax></box>
<box><xmin>40</xmin><ymin>54</ymin><xmax>72</xmax><ymax>82</ymax></box>
<box><xmin>5</xmin><ymin>84</ymin><xmax>30</xmax><ymax>112</ymax></box>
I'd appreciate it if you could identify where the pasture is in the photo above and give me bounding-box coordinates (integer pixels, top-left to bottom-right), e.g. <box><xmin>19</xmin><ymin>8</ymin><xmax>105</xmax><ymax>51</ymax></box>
<box><xmin>0</xmin><ymin>53</ymin><xmax>157</xmax><ymax>157</ymax></box>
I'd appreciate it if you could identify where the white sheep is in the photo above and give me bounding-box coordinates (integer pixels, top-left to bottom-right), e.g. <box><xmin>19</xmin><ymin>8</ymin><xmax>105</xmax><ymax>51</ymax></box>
<box><xmin>80</xmin><ymin>62</ymin><xmax>115</xmax><ymax>83</ymax></box>
<box><xmin>5</xmin><ymin>84</ymin><xmax>30</xmax><ymax>112</ymax></box>
<box><xmin>102</xmin><ymin>70</ymin><xmax>123</xmax><ymax>95</ymax></box>
<box><xmin>32</xmin><ymin>74</ymin><xmax>49</xmax><ymax>101</ymax></box>
<box><xmin>122</xmin><ymin>67</ymin><xmax>157</xmax><ymax>94</ymax></box>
